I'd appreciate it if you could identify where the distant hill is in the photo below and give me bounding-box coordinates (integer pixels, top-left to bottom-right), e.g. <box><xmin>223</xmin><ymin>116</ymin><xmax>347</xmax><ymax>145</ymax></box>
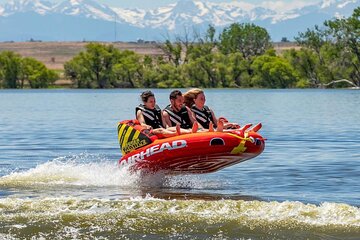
<box><xmin>0</xmin><ymin>0</ymin><xmax>358</xmax><ymax>42</ymax></box>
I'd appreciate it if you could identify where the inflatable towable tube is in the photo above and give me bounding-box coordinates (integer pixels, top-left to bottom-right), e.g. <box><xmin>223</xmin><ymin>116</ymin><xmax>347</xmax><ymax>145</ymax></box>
<box><xmin>117</xmin><ymin>120</ymin><xmax>265</xmax><ymax>174</ymax></box>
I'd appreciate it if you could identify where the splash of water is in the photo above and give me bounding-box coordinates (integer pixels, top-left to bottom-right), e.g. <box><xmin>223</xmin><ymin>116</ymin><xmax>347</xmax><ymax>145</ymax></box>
<box><xmin>0</xmin><ymin>153</ymin><xmax>221</xmax><ymax>190</ymax></box>
<box><xmin>0</xmin><ymin>196</ymin><xmax>359</xmax><ymax>239</ymax></box>
<box><xmin>0</xmin><ymin>153</ymin><xmax>141</xmax><ymax>187</ymax></box>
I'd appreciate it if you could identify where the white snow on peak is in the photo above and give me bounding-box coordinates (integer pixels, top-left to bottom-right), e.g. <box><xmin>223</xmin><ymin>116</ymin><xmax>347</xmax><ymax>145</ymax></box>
<box><xmin>70</xmin><ymin>7</ymin><xmax>79</xmax><ymax>15</ymax></box>
<box><xmin>337</xmin><ymin>0</ymin><xmax>357</xmax><ymax>8</ymax></box>
<box><xmin>2</xmin><ymin>0</ymin><xmax>52</xmax><ymax>15</ymax></box>
<box><xmin>194</xmin><ymin>1</ymin><xmax>209</xmax><ymax>16</ymax></box>
<box><xmin>0</xmin><ymin>0</ymin><xmax>358</xmax><ymax>30</ymax></box>
<box><xmin>70</xmin><ymin>0</ymin><xmax>81</xmax><ymax>6</ymax></box>
<box><xmin>271</xmin><ymin>12</ymin><xmax>300</xmax><ymax>23</ymax></box>
<box><xmin>112</xmin><ymin>7</ymin><xmax>145</xmax><ymax>25</ymax></box>
<box><xmin>217</xmin><ymin>1</ymin><xmax>256</xmax><ymax>11</ymax></box>
<box><xmin>321</xmin><ymin>0</ymin><xmax>336</xmax><ymax>8</ymax></box>
<box><xmin>86</xmin><ymin>5</ymin><xmax>113</xmax><ymax>21</ymax></box>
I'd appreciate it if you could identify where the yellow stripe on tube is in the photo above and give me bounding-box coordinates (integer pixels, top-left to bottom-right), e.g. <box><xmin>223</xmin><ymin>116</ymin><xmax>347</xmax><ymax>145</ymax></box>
<box><xmin>133</xmin><ymin>130</ymin><xmax>140</xmax><ymax>139</ymax></box>
<box><xmin>123</xmin><ymin>127</ymin><xmax>134</xmax><ymax>146</ymax></box>
<box><xmin>117</xmin><ymin>124</ymin><xmax>127</xmax><ymax>143</ymax></box>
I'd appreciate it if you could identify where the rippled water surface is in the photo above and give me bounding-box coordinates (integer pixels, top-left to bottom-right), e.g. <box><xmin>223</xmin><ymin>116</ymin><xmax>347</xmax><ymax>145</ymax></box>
<box><xmin>0</xmin><ymin>89</ymin><xmax>359</xmax><ymax>239</ymax></box>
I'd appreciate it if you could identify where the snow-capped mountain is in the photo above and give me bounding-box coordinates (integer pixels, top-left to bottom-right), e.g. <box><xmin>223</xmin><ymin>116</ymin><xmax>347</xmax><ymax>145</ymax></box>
<box><xmin>52</xmin><ymin>0</ymin><xmax>116</xmax><ymax>21</ymax></box>
<box><xmin>1</xmin><ymin>0</ymin><xmax>52</xmax><ymax>16</ymax></box>
<box><xmin>0</xmin><ymin>0</ymin><xmax>358</xmax><ymax>41</ymax></box>
<box><xmin>1</xmin><ymin>0</ymin><xmax>117</xmax><ymax>20</ymax></box>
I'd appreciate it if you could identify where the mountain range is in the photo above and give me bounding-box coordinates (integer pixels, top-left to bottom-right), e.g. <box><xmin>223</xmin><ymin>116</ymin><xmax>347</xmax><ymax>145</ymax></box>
<box><xmin>0</xmin><ymin>0</ymin><xmax>358</xmax><ymax>42</ymax></box>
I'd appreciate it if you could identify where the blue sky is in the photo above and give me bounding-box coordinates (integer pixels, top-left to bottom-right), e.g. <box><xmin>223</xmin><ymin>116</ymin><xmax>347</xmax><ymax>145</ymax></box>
<box><xmin>0</xmin><ymin>0</ymin><xmax>321</xmax><ymax>9</ymax></box>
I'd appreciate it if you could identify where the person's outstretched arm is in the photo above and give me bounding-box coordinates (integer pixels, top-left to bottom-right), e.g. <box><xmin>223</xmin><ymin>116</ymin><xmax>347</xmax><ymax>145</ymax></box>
<box><xmin>162</xmin><ymin>110</ymin><xmax>172</xmax><ymax>128</ymax></box>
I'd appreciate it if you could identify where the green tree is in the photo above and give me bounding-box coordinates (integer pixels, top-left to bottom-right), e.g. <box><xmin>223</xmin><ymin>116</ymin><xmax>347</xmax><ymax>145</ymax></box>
<box><xmin>219</xmin><ymin>23</ymin><xmax>272</xmax><ymax>59</ymax></box>
<box><xmin>64</xmin><ymin>56</ymin><xmax>91</xmax><ymax>88</ymax></box>
<box><xmin>294</xmin><ymin>25</ymin><xmax>337</xmax><ymax>85</ymax></box>
<box><xmin>325</xmin><ymin>7</ymin><xmax>360</xmax><ymax>86</ymax></box>
<box><xmin>0</xmin><ymin>52</ymin><xmax>56</xmax><ymax>88</ymax></box>
<box><xmin>251</xmin><ymin>51</ymin><xmax>299</xmax><ymax>88</ymax></box>
<box><xmin>0</xmin><ymin>51</ymin><xmax>21</xmax><ymax>88</ymax></box>
<box><xmin>226</xmin><ymin>52</ymin><xmax>250</xmax><ymax>87</ymax></box>
<box><xmin>283</xmin><ymin>48</ymin><xmax>323</xmax><ymax>87</ymax></box>
<box><xmin>295</xmin><ymin>25</ymin><xmax>328</xmax><ymax>61</ymax></box>
<box><xmin>64</xmin><ymin>43</ymin><xmax>121</xmax><ymax>88</ymax></box>
<box><xmin>20</xmin><ymin>57</ymin><xmax>58</xmax><ymax>88</ymax></box>
<box><xmin>159</xmin><ymin>40</ymin><xmax>183</xmax><ymax>67</ymax></box>
<box><xmin>141</xmin><ymin>55</ymin><xmax>159</xmax><ymax>88</ymax></box>
<box><xmin>112</xmin><ymin>50</ymin><xmax>143</xmax><ymax>88</ymax></box>
<box><xmin>155</xmin><ymin>63</ymin><xmax>185</xmax><ymax>88</ymax></box>
<box><xmin>186</xmin><ymin>52</ymin><xmax>223</xmax><ymax>88</ymax></box>
<box><xmin>205</xmin><ymin>24</ymin><xmax>216</xmax><ymax>43</ymax></box>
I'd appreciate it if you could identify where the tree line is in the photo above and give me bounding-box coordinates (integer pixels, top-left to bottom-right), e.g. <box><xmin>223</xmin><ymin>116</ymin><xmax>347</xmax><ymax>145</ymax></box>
<box><xmin>0</xmin><ymin>51</ymin><xmax>58</xmax><ymax>88</ymax></box>
<box><xmin>1</xmin><ymin>7</ymin><xmax>359</xmax><ymax>89</ymax></box>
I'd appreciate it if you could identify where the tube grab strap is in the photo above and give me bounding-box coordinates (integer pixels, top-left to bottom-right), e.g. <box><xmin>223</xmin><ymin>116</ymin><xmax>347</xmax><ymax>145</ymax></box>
<box><xmin>117</xmin><ymin>120</ymin><xmax>153</xmax><ymax>155</ymax></box>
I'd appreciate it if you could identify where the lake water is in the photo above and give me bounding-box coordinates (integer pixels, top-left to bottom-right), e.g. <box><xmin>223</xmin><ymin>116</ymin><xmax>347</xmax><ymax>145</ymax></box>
<box><xmin>0</xmin><ymin>89</ymin><xmax>359</xmax><ymax>239</ymax></box>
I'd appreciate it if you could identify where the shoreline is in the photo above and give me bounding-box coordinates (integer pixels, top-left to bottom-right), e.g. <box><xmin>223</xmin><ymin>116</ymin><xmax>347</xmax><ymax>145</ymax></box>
<box><xmin>2</xmin><ymin>42</ymin><xmax>358</xmax><ymax>89</ymax></box>
<box><xmin>0</xmin><ymin>87</ymin><xmax>358</xmax><ymax>91</ymax></box>
<box><xmin>0</xmin><ymin>41</ymin><xmax>299</xmax><ymax>86</ymax></box>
